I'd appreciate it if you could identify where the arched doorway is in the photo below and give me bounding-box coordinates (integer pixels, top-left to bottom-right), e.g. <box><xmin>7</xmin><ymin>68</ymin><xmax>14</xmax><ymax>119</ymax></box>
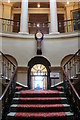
<box><xmin>28</xmin><ymin>56</ymin><xmax>51</xmax><ymax>90</ymax></box>
<box><xmin>31</xmin><ymin>64</ymin><xmax>47</xmax><ymax>90</ymax></box>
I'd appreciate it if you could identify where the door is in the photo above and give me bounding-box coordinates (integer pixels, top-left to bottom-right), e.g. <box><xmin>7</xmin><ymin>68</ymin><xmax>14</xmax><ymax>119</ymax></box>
<box><xmin>13</xmin><ymin>14</ymin><xmax>20</xmax><ymax>32</ymax></box>
<box><xmin>58</xmin><ymin>14</ymin><xmax>65</xmax><ymax>33</ymax></box>
<box><xmin>31</xmin><ymin>64</ymin><xmax>47</xmax><ymax>90</ymax></box>
<box><xmin>29</xmin><ymin>14</ymin><xmax>49</xmax><ymax>34</ymax></box>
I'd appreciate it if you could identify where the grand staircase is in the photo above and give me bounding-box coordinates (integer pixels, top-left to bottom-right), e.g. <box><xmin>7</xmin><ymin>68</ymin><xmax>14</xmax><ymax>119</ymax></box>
<box><xmin>7</xmin><ymin>85</ymin><xmax>74</xmax><ymax>120</ymax></box>
<box><xmin>1</xmin><ymin>50</ymin><xmax>80</xmax><ymax>120</ymax></box>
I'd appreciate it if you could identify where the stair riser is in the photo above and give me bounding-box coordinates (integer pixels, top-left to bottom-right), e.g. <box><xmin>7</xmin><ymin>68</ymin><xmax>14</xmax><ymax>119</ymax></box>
<box><xmin>10</xmin><ymin>107</ymin><xmax>70</xmax><ymax>112</ymax></box>
<box><xmin>7</xmin><ymin>116</ymin><xmax>74</xmax><ymax>120</ymax></box>
<box><xmin>13</xmin><ymin>99</ymin><xmax>67</xmax><ymax>104</ymax></box>
<box><xmin>15</xmin><ymin>93</ymin><xmax>65</xmax><ymax>98</ymax></box>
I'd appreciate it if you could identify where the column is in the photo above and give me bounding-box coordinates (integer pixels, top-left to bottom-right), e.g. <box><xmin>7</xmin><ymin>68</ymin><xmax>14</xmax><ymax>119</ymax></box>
<box><xmin>20</xmin><ymin>0</ymin><xmax>28</xmax><ymax>34</ymax></box>
<box><xmin>50</xmin><ymin>0</ymin><xmax>59</xmax><ymax>34</ymax></box>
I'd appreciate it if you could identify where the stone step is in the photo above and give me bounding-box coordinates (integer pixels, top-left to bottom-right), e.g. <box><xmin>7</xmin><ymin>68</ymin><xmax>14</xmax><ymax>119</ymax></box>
<box><xmin>7</xmin><ymin>112</ymin><xmax>74</xmax><ymax>120</ymax></box>
<box><xmin>10</xmin><ymin>104</ymin><xmax>70</xmax><ymax>112</ymax></box>
<box><xmin>15</xmin><ymin>91</ymin><xmax>65</xmax><ymax>98</ymax></box>
<box><xmin>12</xmin><ymin>97</ymin><xmax>67</xmax><ymax>104</ymax></box>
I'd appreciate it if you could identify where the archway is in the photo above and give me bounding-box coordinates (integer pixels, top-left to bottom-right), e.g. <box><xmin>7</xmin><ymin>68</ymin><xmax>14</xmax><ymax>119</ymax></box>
<box><xmin>28</xmin><ymin>56</ymin><xmax>51</xmax><ymax>90</ymax></box>
<box><xmin>61</xmin><ymin>54</ymin><xmax>73</xmax><ymax>66</ymax></box>
<box><xmin>31</xmin><ymin>64</ymin><xmax>47</xmax><ymax>90</ymax></box>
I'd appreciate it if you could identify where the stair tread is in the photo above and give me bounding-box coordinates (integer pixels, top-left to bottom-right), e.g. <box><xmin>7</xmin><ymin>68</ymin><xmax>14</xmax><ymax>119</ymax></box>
<box><xmin>19</xmin><ymin>90</ymin><xmax>62</xmax><ymax>94</ymax></box>
<box><xmin>7</xmin><ymin>112</ymin><xmax>73</xmax><ymax>117</ymax></box>
<box><xmin>15</xmin><ymin>91</ymin><xmax>64</xmax><ymax>94</ymax></box>
<box><xmin>11</xmin><ymin>104</ymin><xmax>70</xmax><ymax>108</ymax></box>
<box><xmin>13</xmin><ymin>97</ymin><xmax>67</xmax><ymax>100</ymax></box>
<box><xmin>7</xmin><ymin>89</ymin><xmax>73</xmax><ymax>119</ymax></box>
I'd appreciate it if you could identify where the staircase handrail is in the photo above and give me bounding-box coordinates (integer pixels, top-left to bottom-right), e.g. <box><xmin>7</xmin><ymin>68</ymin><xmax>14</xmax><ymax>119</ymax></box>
<box><xmin>63</xmin><ymin>67</ymin><xmax>80</xmax><ymax>100</ymax></box>
<box><xmin>0</xmin><ymin>51</ymin><xmax>17</xmax><ymax>119</ymax></box>
<box><xmin>63</xmin><ymin>49</ymin><xmax>80</xmax><ymax>99</ymax></box>
<box><xmin>0</xmin><ymin>51</ymin><xmax>16</xmax><ymax>67</ymax></box>
<box><xmin>63</xmin><ymin>49</ymin><xmax>80</xmax><ymax>118</ymax></box>
<box><xmin>0</xmin><ymin>67</ymin><xmax>17</xmax><ymax>100</ymax></box>
<box><xmin>0</xmin><ymin>51</ymin><xmax>17</xmax><ymax>100</ymax></box>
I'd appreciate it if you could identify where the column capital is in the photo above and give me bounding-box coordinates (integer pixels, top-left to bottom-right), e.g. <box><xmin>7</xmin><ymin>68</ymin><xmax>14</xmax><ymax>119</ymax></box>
<box><xmin>2</xmin><ymin>2</ymin><xmax>13</xmax><ymax>7</ymax></box>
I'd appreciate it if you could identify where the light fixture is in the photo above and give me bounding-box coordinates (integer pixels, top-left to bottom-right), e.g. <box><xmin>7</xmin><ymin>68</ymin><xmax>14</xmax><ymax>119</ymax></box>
<box><xmin>37</xmin><ymin>3</ymin><xmax>40</xmax><ymax>8</ymax></box>
<box><xmin>67</xmin><ymin>1</ymin><xmax>69</xmax><ymax>4</ymax></box>
<box><xmin>37</xmin><ymin>23</ymin><xmax>40</xmax><ymax>27</ymax></box>
<box><xmin>8</xmin><ymin>0</ymin><xmax>10</xmax><ymax>3</ymax></box>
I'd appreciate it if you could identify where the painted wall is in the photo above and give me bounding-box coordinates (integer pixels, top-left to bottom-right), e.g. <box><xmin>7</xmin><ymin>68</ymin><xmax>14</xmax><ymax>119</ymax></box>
<box><xmin>1</xmin><ymin>32</ymin><xmax>79</xmax><ymax>67</ymax></box>
<box><xmin>0</xmin><ymin>32</ymin><xmax>79</xmax><ymax>85</ymax></box>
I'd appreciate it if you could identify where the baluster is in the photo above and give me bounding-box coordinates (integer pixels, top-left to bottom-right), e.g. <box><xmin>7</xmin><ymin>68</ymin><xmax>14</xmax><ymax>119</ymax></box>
<box><xmin>0</xmin><ymin>54</ymin><xmax>2</xmax><ymax>78</ymax></box>
<box><xmin>2</xmin><ymin>56</ymin><xmax>4</xmax><ymax>78</ymax></box>
<box><xmin>5</xmin><ymin>19</ymin><xmax>7</xmax><ymax>32</ymax></box>
<box><xmin>7</xmin><ymin>62</ymin><xmax>9</xmax><ymax>80</ymax></box>
<box><xmin>2</xmin><ymin>20</ymin><xmax>4</xmax><ymax>32</ymax></box>
<box><xmin>73</xmin><ymin>57</ymin><xmax>76</xmax><ymax>78</ymax></box>
<box><xmin>43</xmin><ymin>23</ymin><xmax>45</xmax><ymax>28</ymax></box>
<box><xmin>76</xmin><ymin>56</ymin><xmax>79</xmax><ymax>74</ymax></box>
<box><xmin>68</xmin><ymin>62</ymin><xmax>71</xmax><ymax>79</ymax></box>
<box><xmin>69</xmin><ymin>61</ymin><xmax>72</xmax><ymax>79</ymax></box>
<box><xmin>7</xmin><ymin>20</ymin><xmax>9</xmax><ymax>32</ymax></box>
<box><xmin>70</xmin><ymin>60</ymin><xmax>74</xmax><ymax>79</ymax></box>
<box><xmin>78</xmin><ymin>51</ymin><xmax>80</xmax><ymax>72</ymax></box>
<box><xmin>17</xmin><ymin>22</ymin><xmax>19</xmax><ymax>32</ymax></box>
<box><xmin>75</xmin><ymin>55</ymin><xmax>78</xmax><ymax>75</ymax></box>
<box><xmin>33</xmin><ymin>23</ymin><xmax>36</xmax><ymax>28</ymax></box>
<box><xmin>9</xmin><ymin>63</ymin><xmax>11</xmax><ymax>80</ymax></box>
<box><xmin>4</xmin><ymin>59</ymin><xmax>6</xmax><ymax>79</ymax></box>
<box><xmin>11</xmin><ymin>21</ymin><xmax>13</xmax><ymax>32</ymax></box>
<box><xmin>5</xmin><ymin>60</ymin><xmax>8</xmax><ymax>79</ymax></box>
<box><xmin>10</xmin><ymin>20</ymin><xmax>11</xmax><ymax>32</ymax></box>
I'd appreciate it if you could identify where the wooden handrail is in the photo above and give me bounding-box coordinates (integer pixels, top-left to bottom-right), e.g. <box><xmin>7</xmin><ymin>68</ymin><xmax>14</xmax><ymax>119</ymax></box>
<box><xmin>63</xmin><ymin>67</ymin><xmax>80</xmax><ymax>100</ymax></box>
<box><xmin>0</xmin><ymin>17</ymin><xmax>79</xmax><ymax>25</ymax></box>
<box><xmin>0</xmin><ymin>66</ymin><xmax>17</xmax><ymax>100</ymax></box>
<box><xmin>0</xmin><ymin>17</ymin><xmax>20</xmax><ymax>22</ymax></box>
<box><xmin>28</xmin><ymin>21</ymin><xmax>50</xmax><ymax>24</ymax></box>
<box><xmin>0</xmin><ymin>51</ymin><xmax>17</xmax><ymax>100</ymax></box>
<box><xmin>58</xmin><ymin>18</ymin><xmax>80</xmax><ymax>23</ymax></box>
<box><xmin>0</xmin><ymin>51</ymin><xmax>16</xmax><ymax>67</ymax></box>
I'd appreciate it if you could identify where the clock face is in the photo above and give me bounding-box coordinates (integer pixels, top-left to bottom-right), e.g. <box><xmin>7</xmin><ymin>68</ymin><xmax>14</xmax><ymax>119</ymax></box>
<box><xmin>36</xmin><ymin>32</ymin><xmax>43</xmax><ymax>39</ymax></box>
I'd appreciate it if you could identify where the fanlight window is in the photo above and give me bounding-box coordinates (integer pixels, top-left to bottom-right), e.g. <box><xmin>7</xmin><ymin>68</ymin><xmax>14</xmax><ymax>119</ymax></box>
<box><xmin>31</xmin><ymin>64</ymin><xmax>47</xmax><ymax>76</ymax></box>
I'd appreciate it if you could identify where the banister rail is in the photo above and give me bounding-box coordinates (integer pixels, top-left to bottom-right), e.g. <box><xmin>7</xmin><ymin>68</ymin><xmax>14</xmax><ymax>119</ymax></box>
<box><xmin>0</xmin><ymin>17</ymin><xmax>79</xmax><ymax>34</ymax></box>
<box><xmin>63</xmin><ymin>49</ymin><xmax>80</xmax><ymax>119</ymax></box>
<box><xmin>0</xmin><ymin>51</ymin><xmax>17</xmax><ymax>120</ymax></box>
<box><xmin>63</xmin><ymin>68</ymin><xmax>80</xmax><ymax>100</ymax></box>
<box><xmin>0</xmin><ymin>51</ymin><xmax>15</xmax><ymax>67</ymax></box>
<box><xmin>0</xmin><ymin>66</ymin><xmax>17</xmax><ymax>100</ymax></box>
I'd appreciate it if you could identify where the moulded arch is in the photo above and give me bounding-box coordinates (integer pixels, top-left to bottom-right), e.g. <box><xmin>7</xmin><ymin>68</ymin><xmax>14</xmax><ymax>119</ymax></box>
<box><xmin>61</xmin><ymin>54</ymin><xmax>73</xmax><ymax>66</ymax></box>
<box><xmin>5</xmin><ymin>54</ymin><xmax>18</xmax><ymax>66</ymax></box>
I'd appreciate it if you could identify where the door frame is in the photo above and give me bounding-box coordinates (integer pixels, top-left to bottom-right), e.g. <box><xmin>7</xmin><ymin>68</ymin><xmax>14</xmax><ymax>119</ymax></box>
<box><xmin>27</xmin><ymin>56</ymin><xmax>51</xmax><ymax>89</ymax></box>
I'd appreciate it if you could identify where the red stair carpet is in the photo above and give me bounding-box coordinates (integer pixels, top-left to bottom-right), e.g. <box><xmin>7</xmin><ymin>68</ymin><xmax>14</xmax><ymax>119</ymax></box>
<box><xmin>7</xmin><ymin>85</ymin><xmax>73</xmax><ymax>120</ymax></box>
